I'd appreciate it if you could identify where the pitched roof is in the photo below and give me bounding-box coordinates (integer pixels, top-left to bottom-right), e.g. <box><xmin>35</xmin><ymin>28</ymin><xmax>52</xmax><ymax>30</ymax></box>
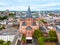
<box><xmin>26</xmin><ymin>26</ymin><xmax>32</xmax><ymax>30</ymax></box>
<box><xmin>26</xmin><ymin>6</ymin><xmax>32</xmax><ymax>18</ymax></box>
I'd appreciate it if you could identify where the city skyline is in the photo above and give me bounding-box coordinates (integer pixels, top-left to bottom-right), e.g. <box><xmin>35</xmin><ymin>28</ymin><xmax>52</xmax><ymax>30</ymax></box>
<box><xmin>0</xmin><ymin>0</ymin><xmax>60</xmax><ymax>11</ymax></box>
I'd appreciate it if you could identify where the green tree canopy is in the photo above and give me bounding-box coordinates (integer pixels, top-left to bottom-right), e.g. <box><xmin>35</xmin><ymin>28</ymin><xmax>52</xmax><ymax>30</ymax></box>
<box><xmin>0</xmin><ymin>40</ymin><xmax>11</xmax><ymax>45</ymax></box>
<box><xmin>38</xmin><ymin>37</ymin><xmax>45</xmax><ymax>45</ymax></box>
<box><xmin>0</xmin><ymin>40</ymin><xmax>5</xmax><ymax>44</ymax></box>
<box><xmin>0</xmin><ymin>16</ymin><xmax>8</xmax><ymax>20</ymax></box>
<box><xmin>22</xmin><ymin>35</ymin><xmax>26</xmax><ymax>42</ymax></box>
<box><xmin>9</xmin><ymin>13</ymin><xmax>15</xmax><ymax>17</ymax></box>
<box><xmin>0</xmin><ymin>25</ymin><xmax>5</xmax><ymax>30</ymax></box>
<box><xmin>49</xmin><ymin>30</ymin><xmax>57</xmax><ymax>37</ymax></box>
<box><xmin>49</xmin><ymin>13</ymin><xmax>54</xmax><ymax>16</ymax></box>
<box><xmin>4</xmin><ymin>41</ymin><xmax>11</xmax><ymax>45</ymax></box>
<box><xmin>33</xmin><ymin>29</ymin><xmax>44</xmax><ymax>39</ymax></box>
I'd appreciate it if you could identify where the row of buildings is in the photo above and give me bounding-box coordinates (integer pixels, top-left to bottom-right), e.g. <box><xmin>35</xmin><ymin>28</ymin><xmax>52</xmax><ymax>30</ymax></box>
<box><xmin>0</xmin><ymin>6</ymin><xmax>60</xmax><ymax>45</ymax></box>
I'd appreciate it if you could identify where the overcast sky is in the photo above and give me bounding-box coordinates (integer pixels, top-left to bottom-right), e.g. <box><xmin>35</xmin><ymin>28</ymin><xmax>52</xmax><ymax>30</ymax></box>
<box><xmin>0</xmin><ymin>0</ymin><xmax>60</xmax><ymax>11</ymax></box>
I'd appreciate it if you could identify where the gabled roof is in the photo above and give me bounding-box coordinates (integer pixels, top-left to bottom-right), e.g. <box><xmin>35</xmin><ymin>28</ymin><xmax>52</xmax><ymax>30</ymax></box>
<box><xmin>26</xmin><ymin>26</ymin><xmax>32</xmax><ymax>30</ymax></box>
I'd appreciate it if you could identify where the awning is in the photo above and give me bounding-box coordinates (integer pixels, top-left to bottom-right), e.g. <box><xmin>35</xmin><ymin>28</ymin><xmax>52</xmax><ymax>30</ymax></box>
<box><xmin>26</xmin><ymin>37</ymin><xmax>32</xmax><ymax>40</ymax></box>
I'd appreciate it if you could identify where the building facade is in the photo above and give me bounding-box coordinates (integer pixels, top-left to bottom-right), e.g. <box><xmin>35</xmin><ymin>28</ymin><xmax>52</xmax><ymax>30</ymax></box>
<box><xmin>19</xmin><ymin>6</ymin><xmax>39</xmax><ymax>42</ymax></box>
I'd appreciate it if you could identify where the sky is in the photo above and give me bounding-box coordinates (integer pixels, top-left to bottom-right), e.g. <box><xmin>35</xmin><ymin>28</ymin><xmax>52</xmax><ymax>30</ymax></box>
<box><xmin>0</xmin><ymin>0</ymin><xmax>60</xmax><ymax>11</ymax></box>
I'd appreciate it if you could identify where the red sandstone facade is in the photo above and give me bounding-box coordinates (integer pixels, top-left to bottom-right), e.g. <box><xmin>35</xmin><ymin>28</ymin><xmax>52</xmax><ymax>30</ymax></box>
<box><xmin>19</xmin><ymin>18</ymin><xmax>39</xmax><ymax>37</ymax></box>
<box><xmin>19</xmin><ymin>6</ymin><xmax>40</xmax><ymax>38</ymax></box>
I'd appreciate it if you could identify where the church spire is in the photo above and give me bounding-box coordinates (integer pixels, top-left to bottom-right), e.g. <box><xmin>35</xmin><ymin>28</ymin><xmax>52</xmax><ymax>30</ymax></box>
<box><xmin>26</xmin><ymin>6</ymin><xmax>32</xmax><ymax>18</ymax></box>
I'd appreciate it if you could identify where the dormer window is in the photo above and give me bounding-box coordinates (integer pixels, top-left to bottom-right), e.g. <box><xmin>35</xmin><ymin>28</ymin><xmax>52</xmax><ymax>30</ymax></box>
<box><xmin>26</xmin><ymin>26</ymin><xmax>32</xmax><ymax>30</ymax></box>
<box><xmin>32</xmin><ymin>22</ymin><xmax>36</xmax><ymax>26</ymax></box>
<box><xmin>22</xmin><ymin>22</ymin><xmax>26</xmax><ymax>26</ymax></box>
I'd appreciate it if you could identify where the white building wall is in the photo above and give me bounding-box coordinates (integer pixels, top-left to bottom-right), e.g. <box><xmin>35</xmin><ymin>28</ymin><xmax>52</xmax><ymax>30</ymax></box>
<box><xmin>0</xmin><ymin>35</ymin><xmax>15</xmax><ymax>42</ymax></box>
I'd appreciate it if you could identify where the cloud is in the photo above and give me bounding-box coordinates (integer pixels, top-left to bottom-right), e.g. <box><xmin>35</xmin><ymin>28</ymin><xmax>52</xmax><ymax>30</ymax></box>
<box><xmin>0</xmin><ymin>0</ymin><xmax>60</xmax><ymax>11</ymax></box>
<box><xmin>0</xmin><ymin>6</ymin><xmax>28</xmax><ymax>11</ymax></box>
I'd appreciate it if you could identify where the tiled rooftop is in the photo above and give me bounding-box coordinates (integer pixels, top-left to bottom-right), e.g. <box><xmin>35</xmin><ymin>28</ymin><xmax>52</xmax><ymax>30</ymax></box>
<box><xmin>0</xmin><ymin>28</ymin><xmax>18</xmax><ymax>35</ymax></box>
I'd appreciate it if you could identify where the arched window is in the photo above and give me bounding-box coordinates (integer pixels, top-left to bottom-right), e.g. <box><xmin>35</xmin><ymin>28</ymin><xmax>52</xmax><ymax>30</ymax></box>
<box><xmin>32</xmin><ymin>22</ymin><xmax>36</xmax><ymax>26</ymax></box>
<box><xmin>22</xmin><ymin>22</ymin><xmax>26</xmax><ymax>26</ymax></box>
<box><xmin>26</xmin><ymin>26</ymin><xmax>32</xmax><ymax>30</ymax></box>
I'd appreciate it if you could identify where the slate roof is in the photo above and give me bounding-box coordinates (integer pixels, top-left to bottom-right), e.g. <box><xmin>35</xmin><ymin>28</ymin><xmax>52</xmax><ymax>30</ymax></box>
<box><xmin>26</xmin><ymin>6</ymin><xmax>32</xmax><ymax>18</ymax></box>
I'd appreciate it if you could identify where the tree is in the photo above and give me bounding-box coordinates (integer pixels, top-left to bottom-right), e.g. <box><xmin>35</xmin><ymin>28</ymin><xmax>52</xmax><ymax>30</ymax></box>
<box><xmin>22</xmin><ymin>35</ymin><xmax>26</xmax><ymax>42</ymax></box>
<box><xmin>0</xmin><ymin>40</ymin><xmax>5</xmax><ymax>45</ymax></box>
<box><xmin>49</xmin><ymin>13</ymin><xmax>54</xmax><ymax>16</ymax></box>
<box><xmin>0</xmin><ymin>16</ymin><xmax>7</xmax><ymax>20</ymax></box>
<box><xmin>49</xmin><ymin>30</ymin><xmax>57</xmax><ymax>37</ymax></box>
<box><xmin>9</xmin><ymin>13</ymin><xmax>15</xmax><ymax>17</ymax></box>
<box><xmin>0</xmin><ymin>25</ymin><xmax>5</xmax><ymax>30</ymax></box>
<box><xmin>0</xmin><ymin>40</ymin><xmax>11</xmax><ymax>45</ymax></box>
<box><xmin>38</xmin><ymin>37</ymin><xmax>45</xmax><ymax>45</ymax></box>
<box><xmin>4</xmin><ymin>41</ymin><xmax>11</xmax><ymax>45</ymax></box>
<box><xmin>44</xmin><ymin>37</ymin><xmax>57</xmax><ymax>42</ymax></box>
<box><xmin>33</xmin><ymin>29</ymin><xmax>44</xmax><ymax>39</ymax></box>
